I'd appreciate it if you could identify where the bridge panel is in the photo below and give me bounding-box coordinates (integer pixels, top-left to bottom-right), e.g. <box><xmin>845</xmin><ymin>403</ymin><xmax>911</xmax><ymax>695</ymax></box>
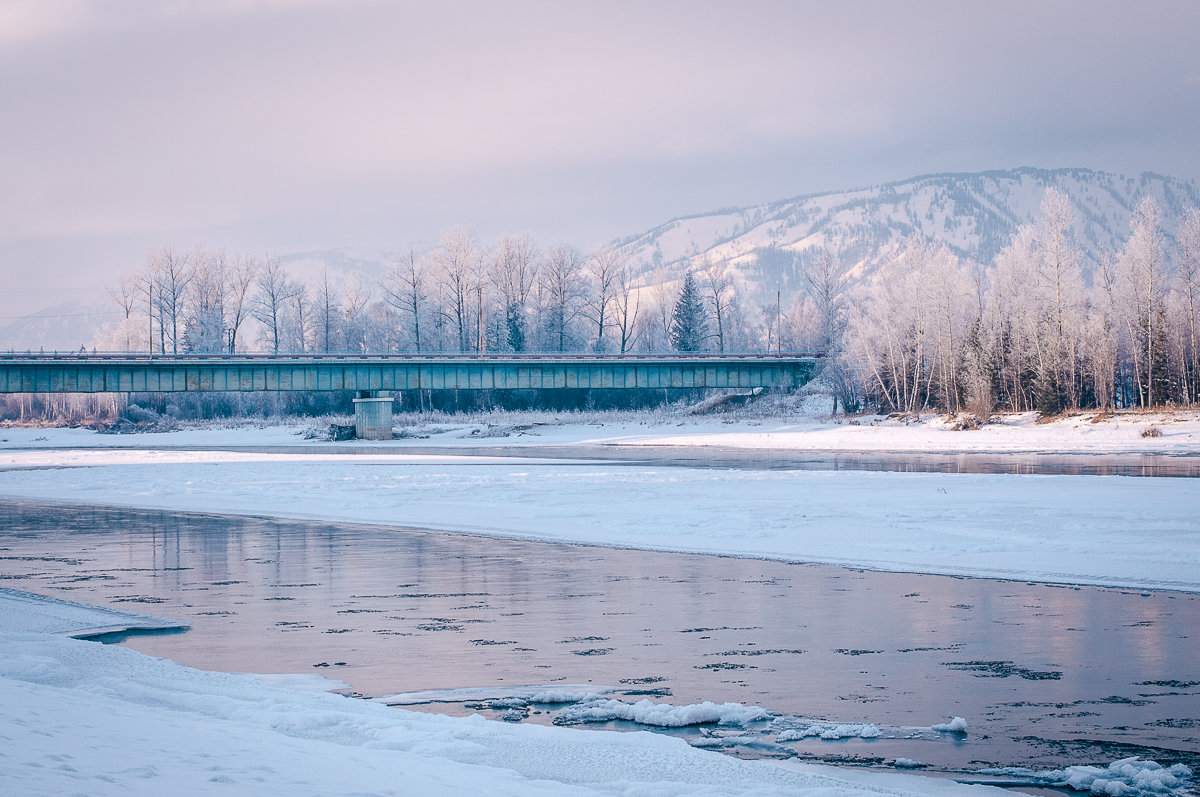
<box><xmin>0</xmin><ymin>354</ymin><xmax>820</xmax><ymax>395</ymax></box>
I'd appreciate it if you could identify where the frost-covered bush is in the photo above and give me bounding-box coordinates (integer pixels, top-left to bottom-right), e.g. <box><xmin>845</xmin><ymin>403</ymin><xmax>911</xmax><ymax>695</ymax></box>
<box><xmin>123</xmin><ymin>404</ymin><xmax>161</xmax><ymax>424</ymax></box>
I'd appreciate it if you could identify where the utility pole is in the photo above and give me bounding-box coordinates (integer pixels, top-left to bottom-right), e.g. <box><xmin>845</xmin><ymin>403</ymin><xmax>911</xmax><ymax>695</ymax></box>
<box><xmin>477</xmin><ymin>285</ymin><xmax>484</xmax><ymax>353</ymax></box>
<box><xmin>776</xmin><ymin>290</ymin><xmax>781</xmax><ymax>353</ymax></box>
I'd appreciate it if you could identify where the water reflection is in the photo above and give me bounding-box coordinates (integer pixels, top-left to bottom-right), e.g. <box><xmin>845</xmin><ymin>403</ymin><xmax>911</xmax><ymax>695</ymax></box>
<box><xmin>0</xmin><ymin>500</ymin><xmax>1196</xmax><ymax>775</ymax></box>
<box><xmin>181</xmin><ymin>443</ymin><xmax>1200</xmax><ymax>477</ymax></box>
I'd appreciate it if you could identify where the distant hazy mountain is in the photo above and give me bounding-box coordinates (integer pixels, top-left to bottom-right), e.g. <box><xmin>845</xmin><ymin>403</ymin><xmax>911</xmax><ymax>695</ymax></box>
<box><xmin>0</xmin><ymin>298</ymin><xmax>120</xmax><ymax>352</ymax></box>
<box><xmin>615</xmin><ymin>167</ymin><xmax>1200</xmax><ymax>298</ymax></box>
<box><xmin>279</xmin><ymin>247</ymin><xmax>389</xmax><ymax>288</ymax></box>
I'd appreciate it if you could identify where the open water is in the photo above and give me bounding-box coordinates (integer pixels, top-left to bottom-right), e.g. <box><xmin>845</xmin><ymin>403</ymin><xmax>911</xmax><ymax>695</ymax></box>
<box><xmin>1</xmin><ymin>499</ymin><xmax>1196</xmax><ymax>785</ymax></box>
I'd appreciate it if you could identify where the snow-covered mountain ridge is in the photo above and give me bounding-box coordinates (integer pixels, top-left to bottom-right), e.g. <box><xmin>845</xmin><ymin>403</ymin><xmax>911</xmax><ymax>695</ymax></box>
<box><xmin>6</xmin><ymin>167</ymin><xmax>1198</xmax><ymax>351</ymax></box>
<box><xmin>615</xmin><ymin>167</ymin><xmax>1200</xmax><ymax>296</ymax></box>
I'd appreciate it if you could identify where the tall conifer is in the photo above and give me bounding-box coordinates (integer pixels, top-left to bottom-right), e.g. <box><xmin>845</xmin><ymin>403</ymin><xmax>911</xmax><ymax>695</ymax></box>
<box><xmin>670</xmin><ymin>271</ymin><xmax>708</xmax><ymax>351</ymax></box>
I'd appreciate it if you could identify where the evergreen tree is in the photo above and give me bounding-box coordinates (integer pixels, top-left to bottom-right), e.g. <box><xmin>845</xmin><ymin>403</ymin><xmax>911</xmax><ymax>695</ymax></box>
<box><xmin>1148</xmin><ymin>306</ymin><xmax>1171</xmax><ymax>405</ymax></box>
<box><xmin>1034</xmin><ymin>361</ymin><xmax>1066</xmax><ymax>417</ymax></box>
<box><xmin>505</xmin><ymin>302</ymin><xmax>525</xmax><ymax>352</ymax></box>
<box><xmin>669</xmin><ymin>271</ymin><xmax>708</xmax><ymax>351</ymax></box>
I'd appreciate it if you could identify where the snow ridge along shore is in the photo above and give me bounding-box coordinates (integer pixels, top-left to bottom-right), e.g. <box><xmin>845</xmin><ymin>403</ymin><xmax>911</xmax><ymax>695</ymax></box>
<box><xmin>4</xmin><ymin>407</ymin><xmax>1200</xmax><ymax>454</ymax></box>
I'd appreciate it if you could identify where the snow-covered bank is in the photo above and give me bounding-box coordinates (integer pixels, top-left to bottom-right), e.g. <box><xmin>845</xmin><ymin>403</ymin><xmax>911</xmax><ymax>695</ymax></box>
<box><xmin>607</xmin><ymin>409</ymin><xmax>1200</xmax><ymax>455</ymax></box>
<box><xmin>4</xmin><ymin>408</ymin><xmax>1200</xmax><ymax>454</ymax></box>
<box><xmin>0</xmin><ymin>450</ymin><xmax>1197</xmax><ymax>592</ymax></box>
<box><xmin>0</xmin><ymin>590</ymin><xmax>1008</xmax><ymax>796</ymax></box>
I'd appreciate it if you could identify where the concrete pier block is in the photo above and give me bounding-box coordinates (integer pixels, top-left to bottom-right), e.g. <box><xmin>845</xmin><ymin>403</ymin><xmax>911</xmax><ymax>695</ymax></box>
<box><xmin>352</xmin><ymin>394</ymin><xmax>394</xmax><ymax>440</ymax></box>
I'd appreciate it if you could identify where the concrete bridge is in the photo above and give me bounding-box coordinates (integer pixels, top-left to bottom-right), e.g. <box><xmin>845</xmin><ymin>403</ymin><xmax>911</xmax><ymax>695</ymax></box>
<box><xmin>0</xmin><ymin>352</ymin><xmax>821</xmax><ymax>438</ymax></box>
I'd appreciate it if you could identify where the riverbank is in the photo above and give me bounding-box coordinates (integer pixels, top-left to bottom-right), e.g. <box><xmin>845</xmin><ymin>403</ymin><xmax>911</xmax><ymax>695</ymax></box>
<box><xmin>3</xmin><ymin>407</ymin><xmax>1199</xmax><ymax>455</ymax></box>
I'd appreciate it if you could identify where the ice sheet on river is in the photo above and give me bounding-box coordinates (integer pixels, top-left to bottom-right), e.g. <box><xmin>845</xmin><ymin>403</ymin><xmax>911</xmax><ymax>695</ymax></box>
<box><xmin>1</xmin><ymin>453</ymin><xmax>1197</xmax><ymax>592</ymax></box>
<box><xmin>0</xmin><ymin>586</ymin><xmax>186</xmax><ymax>636</ymax></box>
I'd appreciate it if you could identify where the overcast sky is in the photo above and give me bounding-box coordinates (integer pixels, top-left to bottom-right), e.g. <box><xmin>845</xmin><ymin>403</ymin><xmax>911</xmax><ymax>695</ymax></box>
<box><xmin>2</xmin><ymin>0</ymin><xmax>1199</xmax><ymax>321</ymax></box>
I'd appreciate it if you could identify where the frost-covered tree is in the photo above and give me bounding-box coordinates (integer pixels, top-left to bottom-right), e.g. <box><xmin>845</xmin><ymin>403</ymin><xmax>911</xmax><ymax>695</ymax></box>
<box><xmin>1175</xmin><ymin>208</ymin><xmax>1200</xmax><ymax>403</ymax></box>
<box><xmin>804</xmin><ymin>250</ymin><xmax>856</xmax><ymax>412</ymax></box>
<box><xmin>611</xmin><ymin>262</ymin><xmax>641</xmax><ymax>354</ymax></box>
<box><xmin>182</xmin><ymin>245</ymin><xmax>227</xmax><ymax>353</ymax></box>
<box><xmin>252</xmin><ymin>256</ymin><xmax>300</xmax><ymax>354</ymax></box>
<box><xmin>382</xmin><ymin>248</ymin><xmax>428</xmax><ymax>352</ymax></box>
<box><xmin>147</xmin><ymin>246</ymin><xmax>192</xmax><ymax>354</ymax></box>
<box><xmin>648</xmin><ymin>269</ymin><xmax>678</xmax><ymax>352</ymax></box>
<box><xmin>431</xmin><ymin>227</ymin><xmax>480</xmax><ymax>352</ymax></box>
<box><xmin>226</xmin><ymin>254</ymin><xmax>258</xmax><ymax>353</ymax></box>
<box><xmin>538</xmin><ymin>244</ymin><xmax>585</xmax><ymax>351</ymax></box>
<box><xmin>1116</xmin><ymin>197</ymin><xmax>1171</xmax><ymax>406</ymax></box>
<box><xmin>849</xmin><ymin>239</ymin><xmax>931</xmax><ymax>413</ymax></box>
<box><xmin>701</xmin><ymin>256</ymin><xmax>735</xmax><ymax>353</ymax></box>
<box><xmin>314</xmin><ymin>268</ymin><xmax>341</xmax><ymax>353</ymax></box>
<box><xmin>489</xmin><ymin>234</ymin><xmax>538</xmax><ymax>352</ymax></box>
<box><xmin>290</xmin><ymin>285</ymin><xmax>313</xmax><ymax>353</ymax></box>
<box><xmin>1030</xmin><ymin>188</ymin><xmax>1085</xmax><ymax>412</ymax></box>
<box><xmin>585</xmin><ymin>246</ymin><xmax>622</xmax><ymax>352</ymax></box>
<box><xmin>341</xmin><ymin>276</ymin><xmax>373</xmax><ymax>353</ymax></box>
<box><xmin>104</xmin><ymin>271</ymin><xmax>144</xmax><ymax>351</ymax></box>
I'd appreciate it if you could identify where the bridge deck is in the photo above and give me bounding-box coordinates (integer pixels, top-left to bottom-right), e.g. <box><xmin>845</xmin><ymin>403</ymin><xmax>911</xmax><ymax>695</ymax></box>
<box><xmin>0</xmin><ymin>353</ymin><xmax>821</xmax><ymax>393</ymax></box>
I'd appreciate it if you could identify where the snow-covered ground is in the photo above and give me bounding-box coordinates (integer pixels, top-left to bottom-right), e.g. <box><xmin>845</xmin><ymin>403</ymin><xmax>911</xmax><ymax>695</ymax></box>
<box><xmin>1</xmin><ymin>589</ymin><xmax>1019</xmax><ymax>796</ymax></box>
<box><xmin>0</xmin><ymin>446</ymin><xmax>1197</xmax><ymax>592</ymax></box>
<box><xmin>4</xmin><ymin>407</ymin><xmax>1199</xmax><ymax>454</ymax></box>
<box><xmin>601</xmin><ymin>409</ymin><xmax>1200</xmax><ymax>455</ymax></box>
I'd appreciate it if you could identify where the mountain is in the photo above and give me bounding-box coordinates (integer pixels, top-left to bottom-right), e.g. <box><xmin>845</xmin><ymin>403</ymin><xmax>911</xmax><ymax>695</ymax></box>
<box><xmin>5</xmin><ymin>168</ymin><xmax>1198</xmax><ymax>351</ymax></box>
<box><xmin>280</xmin><ymin>247</ymin><xmax>389</xmax><ymax>288</ymax></box>
<box><xmin>0</xmin><ymin>298</ymin><xmax>120</xmax><ymax>353</ymax></box>
<box><xmin>614</xmin><ymin>167</ymin><xmax>1200</xmax><ymax>299</ymax></box>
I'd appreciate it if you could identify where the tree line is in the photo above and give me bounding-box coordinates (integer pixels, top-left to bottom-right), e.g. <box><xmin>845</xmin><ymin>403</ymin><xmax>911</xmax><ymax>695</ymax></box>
<box><xmin>100</xmin><ymin>226</ymin><xmax>735</xmax><ymax>359</ymax></box>
<box><xmin>835</xmin><ymin>191</ymin><xmax>1200</xmax><ymax>415</ymax></box>
<box><xmin>97</xmin><ymin>189</ymin><xmax>1200</xmax><ymax>414</ymax></box>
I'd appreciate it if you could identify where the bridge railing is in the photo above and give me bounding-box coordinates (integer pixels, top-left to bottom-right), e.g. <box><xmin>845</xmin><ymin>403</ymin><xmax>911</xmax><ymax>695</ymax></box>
<box><xmin>0</xmin><ymin>351</ymin><xmax>824</xmax><ymax>361</ymax></box>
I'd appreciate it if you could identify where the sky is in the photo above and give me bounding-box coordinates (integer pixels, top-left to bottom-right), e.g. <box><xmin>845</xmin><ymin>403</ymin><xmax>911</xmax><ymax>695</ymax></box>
<box><xmin>2</xmin><ymin>0</ymin><xmax>1200</xmax><ymax>323</ymax></box>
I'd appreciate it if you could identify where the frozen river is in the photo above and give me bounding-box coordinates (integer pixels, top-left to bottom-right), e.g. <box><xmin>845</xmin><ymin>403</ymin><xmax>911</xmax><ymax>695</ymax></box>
<box><xmin>3</xmin><ymin>500</ymin><xmax>1196</xmax><ymax>781</ymax></box>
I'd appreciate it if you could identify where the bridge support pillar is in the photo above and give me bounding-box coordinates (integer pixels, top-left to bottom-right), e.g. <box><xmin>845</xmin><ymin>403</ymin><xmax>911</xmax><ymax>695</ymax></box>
<box><xmin>352</xmin><ymin>391</ymin><xmax>394</xmax><ymax>440</ymax></box>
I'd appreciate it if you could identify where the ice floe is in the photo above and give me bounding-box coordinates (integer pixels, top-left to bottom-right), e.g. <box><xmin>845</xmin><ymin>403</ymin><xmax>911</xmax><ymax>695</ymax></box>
<box><xmin>554</xmin><ymin>697</ymin><xmax>770</xmax><ymax>728</ymax></box>
<box><xmin>982</xmin><ymin>757</ymin><xmax>1194</xmax><ymax>797</ymax></box>
<box><xmin>932</xmin><ymin>717</ymin><xmax>969</xmax><ymax>734</ymax></box>
<box><xmin>777</xmin><ymin>722</ymin><xmax>884</xmax><ymax>741</ymax></box>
